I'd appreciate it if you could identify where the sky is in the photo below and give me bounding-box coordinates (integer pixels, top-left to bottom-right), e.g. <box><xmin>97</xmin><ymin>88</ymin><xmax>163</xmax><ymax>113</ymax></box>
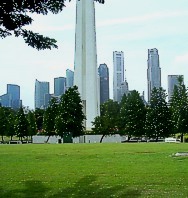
<box><xmin>1</xmin><ymin>0</ymin><xmax>188</xmax><ymax>109</ymax></box>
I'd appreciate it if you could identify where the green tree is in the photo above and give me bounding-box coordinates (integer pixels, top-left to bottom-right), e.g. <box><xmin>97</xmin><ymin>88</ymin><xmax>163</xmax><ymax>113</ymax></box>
<box><xmin>120</xmin><ymin>90</ymin><xmax>146</xmax><ymax>141</ymax></box>
<box><xmin>55</xmin><ymin>86</ymin><xmax>85</xmax><ymax>139</ymax></box>
<box><xmin>14</xmin><ymin>107</ymin><xmax>29</xmax><ymax>141</ymax></box>
<box><xmin>0</xmin><ymin>107</ymin><xmax>9</xmax><ymax>141</ymax></box>
<box><xmin>92</xmin><ymin>99</ymin><xmax>120</xmax><ymax>143</ymax></box>
<box><xmin>43</xmin><ymin>98</ymin><xmax>58</xmax><ymax>142</ymax></box>
<box><xmin>170</xmin><ymin>76</ymin><xmax>188</xmax><ymax>142</ymax></box>
<box><xmin>27</xmin><ymin>110</ymin><xmax>37</xmax><ymax>141</ymax></box>
<box><xmin>145</xmin><ymin>87</ymin><xmax>172</xmax><ymax>141</ymax></box>
<box><xmin>35</xmin><ymin>108</ymin><xmax>45</xmax><ymax>133</ymax></box>
<box><xmin>0</xmin><ymin>0</ymin><xmax>104</xmax><ymax>50</ymax></box>
<box><xmin>6</xmin><ymin>108</ymin><xmax>16</xmax><ymax>141</ymax></box>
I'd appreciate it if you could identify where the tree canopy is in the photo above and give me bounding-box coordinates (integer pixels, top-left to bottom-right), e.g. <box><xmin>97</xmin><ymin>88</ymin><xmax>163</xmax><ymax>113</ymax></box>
<box><xmin>170</xmin><ymin>76</ymin><xmax>188</xmax><ymax>142</ymax></box>
<box><xmin>92</xmin><ymin>99</ymin><xmax>120</xmax><ymax>143</ymax></box>
<box><xmin>55</xmin><ymin>85</ymin><xmax>85</xmax><ymax>138</ymax></box>
<box><xmin>43</xmin><ymin>97</ymin><xmax>58</xmax><ymax>142</ymax></box>
<box><xmin>120</xmin><ymin>90</ymin><xmax>146</xmax><ymax>140</ymax></box>
<box><xmin>14</xmin><ymin>106</ymin><xmax>29</xmax><ymax>141</ymax></box>
<box><xmin>0</xmin><ymin>0</ymin><xmax>104</xmax><ymax>50</ymax></box>
<box><xmin>145</xmin><ymin>87</ymin><xmax>172</xmax><ymax>141</ymax></box>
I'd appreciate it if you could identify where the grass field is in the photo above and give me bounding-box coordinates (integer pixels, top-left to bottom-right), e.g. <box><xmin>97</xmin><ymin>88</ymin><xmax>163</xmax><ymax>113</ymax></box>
<box><xmin>0</xmin><ymin>143</ymin><xmax>188</xmax><ymax>198</ymax></box>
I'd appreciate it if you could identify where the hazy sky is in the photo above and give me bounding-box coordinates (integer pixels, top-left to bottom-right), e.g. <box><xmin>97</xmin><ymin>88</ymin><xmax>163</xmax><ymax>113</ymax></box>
<box><xmin>1</xmin><ymin>0</ymin><xmax>188</xmax><ymax>109</ymax></box>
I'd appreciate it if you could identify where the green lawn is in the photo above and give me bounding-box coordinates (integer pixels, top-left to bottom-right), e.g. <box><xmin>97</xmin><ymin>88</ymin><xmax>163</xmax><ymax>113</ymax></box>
<box><xmin>0</xmin><ymin>143</ymin><xmax>188</xmax><ymax>198</ymax></box>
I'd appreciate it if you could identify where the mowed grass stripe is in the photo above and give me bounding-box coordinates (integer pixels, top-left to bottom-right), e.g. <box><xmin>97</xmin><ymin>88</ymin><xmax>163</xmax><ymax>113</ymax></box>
<box><xmin>0</xmin><ymin>143</ymin><xmax>188</xmax><ymax>197</ymax></box>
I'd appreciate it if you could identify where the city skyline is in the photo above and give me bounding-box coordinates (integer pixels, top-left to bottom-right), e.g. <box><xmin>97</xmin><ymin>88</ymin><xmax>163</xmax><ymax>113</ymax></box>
<box><xmin>0</xmin><ymin>0</ymin><xmax>188</xmax><ymax>109</ymax></box>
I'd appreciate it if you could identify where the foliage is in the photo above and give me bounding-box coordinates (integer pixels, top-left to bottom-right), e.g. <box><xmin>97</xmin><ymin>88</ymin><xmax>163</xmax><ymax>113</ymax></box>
<box><xmin>0</xmin><ymin>107</ymin><xmax>9</xmax><ymax>141</ymax></box>
<box><xmin>170</xmin><ymin>76</ymin><xmax>188</xmax><ymax>142</ymax></box>
<box><xmin>55</xmin><ymin>86</ymin><xmax>85</xmax><ymax>138</ymax></box>
<box><xmin>27</xmin><ymin>110</ymin><xmax>37</xmax><ymax>138</ymax></box>
<box><xmin>120</xmin><ymin>90</ymin><xmax>146</xmax><ymax>140</ymax></box>
<box><xmin>34</xmin><ymin>108</ymin><xmax>45</xmax><ymax>132</ymax></box>
<box><xmin>92</xmin><ymin>99</ymin><xmax>120</xmax><ymax>142</ymax></box>
<box><xmin>119</xmin><ymin>94</ymin><xmax>127</xmax><ymax>108</ymax></box>
<box><xmin>145</xmin><ymin>87</ymin><xmax>172</xmax><ymax>141</ymax></box>
<box><xmin>0</xmin><ymin>0</ymin><xmax>104</xmax><ymax>50</ymax></box>
<box><xmin>14</xmin><ymin>106</ymin><xmax>29</xmax><ymax>140</ymax></box>
<box><xmin>5</xmin><ymin>108</ymin><xmax>16</xmax><ymax>140</ymax></box>
<box><xmin>0</xmin><ymin>107</ymin><xmax>17</xmax><ymax>141</ymax></box>
<box><xmin>43</xmin><ymin>97</ymin><xmax>58</xmax><ymax>141</ymax></box>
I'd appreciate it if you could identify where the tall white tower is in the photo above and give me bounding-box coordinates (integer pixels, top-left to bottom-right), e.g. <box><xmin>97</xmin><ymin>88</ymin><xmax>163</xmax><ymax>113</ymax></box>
<box><xmin>74</xmin><ymin>0</ymin><xmax>100</xmax><ymax>130</ymax></box>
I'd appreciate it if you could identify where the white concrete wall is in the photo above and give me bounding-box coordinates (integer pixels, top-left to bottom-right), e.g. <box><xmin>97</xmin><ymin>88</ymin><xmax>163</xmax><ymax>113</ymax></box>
<box><xmin>33</xmin><ymin>136</ymin><xmax>63</xmax><ymax>144</ymax></box>
<box><xmin>84</xmin><ymin>135</ymin><xmax>122</xmax><ymax>143</ymax></box>
<box><xmin>33</xmin><ymin>135</ymin><xmax>122</xmax><ymax>144</ymax></box>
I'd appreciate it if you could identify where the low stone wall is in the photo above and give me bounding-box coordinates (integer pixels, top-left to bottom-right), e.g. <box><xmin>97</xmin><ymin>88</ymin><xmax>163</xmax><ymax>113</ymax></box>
<box><xmin>33</xmin><ymin>136</ymin><xmax>63</xmax><ymax>144</ymax></box>
<box><xmin>81</xmin><ymin>134</ymin><xmax>122</xmax><ymax>143</ymax></box>
<box><xmin>33</xmin><ymin>134</ymin><xmax>123</xmax><ymax>144</ymax></box>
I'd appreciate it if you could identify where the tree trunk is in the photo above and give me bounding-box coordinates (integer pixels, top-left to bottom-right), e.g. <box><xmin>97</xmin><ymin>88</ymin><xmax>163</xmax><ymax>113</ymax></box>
<box><xmin>10</xmin><ymin>136</ymin><xmax>13</xmax><ymax>141</ymax></box>
<box><xmin>181</xmin><ymin>133</ymin><xmax>184</xmax><ymax>143</ymax></box>
<box><xmin>1</xmin><ymin>135</ymin><xmax>4</xmax><ymax>142</ymax></box>
<box><xmin>127</xmin><ymin>136</ymin><xmax>131</xmax><ymax>142</ymax></box>
<box><xmin>46</xmin><ymin>136</ymin><xmax>50</xmax><ymax>143</ymax></box>
<box><xmin>100</xmin><ymin>134</ymin><xmax>105</xmax><ymax>143</ymax></box>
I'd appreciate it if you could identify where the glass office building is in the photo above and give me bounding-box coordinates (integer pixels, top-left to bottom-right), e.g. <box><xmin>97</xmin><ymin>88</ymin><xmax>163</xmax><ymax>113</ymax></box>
<box><xmin>35</xmin><ymin>79</ymin><xmax>49</xmax><ymax>109</ymax></box>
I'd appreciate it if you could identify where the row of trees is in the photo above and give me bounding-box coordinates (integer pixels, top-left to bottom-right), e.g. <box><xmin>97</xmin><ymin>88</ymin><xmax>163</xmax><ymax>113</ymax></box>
<box><xmin>92</xmin><ymin>77</ymin><xmax>188</xmax><ymax>142</ymax></box>
<box><xmin>0</xmin><ymin>86</ymin><xmax>85</xmax><ymax>142</ymax></box>
<box><xmin>1</xmin><ymin>78</ymin><xmax>188</xmax><ymax>143</ymax></box>
<box><xmin>0</xmin><ymin>106</ymin><xmax>37</xmax><ymax>141</ymax></box>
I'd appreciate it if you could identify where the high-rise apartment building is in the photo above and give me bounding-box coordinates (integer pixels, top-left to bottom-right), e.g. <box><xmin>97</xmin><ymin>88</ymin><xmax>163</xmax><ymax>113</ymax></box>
<box><xmin>98</xmin><ymin>63</ymin><xmax>109</xmax><ymax>104</ymax></box>
<box><xmin>120</xmin><ymin>81</ymin><xmax>129</xmax><ymax>98</ymax></box>
<box><xmin>0</xmin><ymin>93</ymin><xmax>11</xmax><ymax>107</ymax></box>
<box><xmin>7</xmin><ymin>84</ymin><xmax>21</xmax><ymax>109</ymax></box>
<box><xmin>54</xmin><ymin>77</ymin><xmax>66</xmax><ymax>97</ymax></box>
<box><xmin>66</xmin><ymin>69</ymin><xmax>74</xmax><ymax>90</ymax></box>
<box><xmin>35</xmin><ymin>79</ymin><xmax>49</xmax><ymax>109</ymax></box>
<box><xmin>113</xmin><ymin>51</ymin><xmax>128</xmax><ymax>102</ymax></box>
<box><xmin>147</xmin><ymin>48</ymin><xmax>161</xmax><ymax>102</ymax></box>
<box><xmin>0</xmin><ymin>84</ymin><xmax>21</xmax><ymax>109</ymax></box>
<box><xmin>168</xmin><ymin>75</ymin><xmax>183</xmax><ymax>102</ymax></box>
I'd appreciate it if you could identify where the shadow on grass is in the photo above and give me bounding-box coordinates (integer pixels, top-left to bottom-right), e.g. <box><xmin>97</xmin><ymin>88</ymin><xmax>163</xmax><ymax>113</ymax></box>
<box><xmin>51</xmin><ymin>175</ymin><xmax>141</xmax><ymax>198</ymax></box>
<box><xmin>0</xmin><ymin>180</ymin><xmax>49</xmax><ymax>198</ymax></box>
<box><xmin>0</xmin><ymin>176</ymin><xmax>141</xmax><ymax>198</ymax></box>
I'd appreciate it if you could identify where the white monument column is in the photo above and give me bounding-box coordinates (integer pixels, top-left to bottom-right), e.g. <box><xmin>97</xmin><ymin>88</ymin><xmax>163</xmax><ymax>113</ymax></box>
<box><xmin>74</xmin><ymin>0</ymin><xmax>100</xmax><ymax>130</ymax></box>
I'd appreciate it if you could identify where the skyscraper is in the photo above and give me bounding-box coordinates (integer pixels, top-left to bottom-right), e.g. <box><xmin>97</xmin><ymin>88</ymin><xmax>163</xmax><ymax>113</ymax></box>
<box><xmin>74</xmin><ymin>0</ymin><xmax>100</xmax><ymax>130</ymax></box>
<box><xmin>0</xmin><ymin>93</ymin><xmax>11</xmax><ymax>107</ymax></box>
<box><xmin>168</xmin><ymin>75</ymin><xmax>183</xmax><ymax>102</ymax></box>
<box><xmin>113</xmin><ymin>51</ymin><xmax>128</xmax><ymax>102</ymax></box>
<box><xmin>98</xmin><ymin>63</ymin><xmax>109</xmax><ymax>104</ymax></box>
<box><xmin>7</xmin><ymin>84</ymin><xmax>21</xmax><ymax>109</ymax></box>
<box><xmin>147</xmin><ymin>48</ymin><xmax>161</xmax><ymax>102</ymax></box>
<box><xmin>54</xmin><ymin>77</ymin><xmax>66</xmax><ymax>97</ymax></box>
<box><xmin>0</xmin><ymin>84</ymin><xmax>21</xmax><ymax>109</ymax></box>
<box><xmin>35</xmin><ymin>79</ymin><xmax>49</xmax><ymax>109</ymax></box>
<box><xmin>66</xmin><ymin>69</ymin><xmax>74</xmax><ymax>90</ymax></box>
